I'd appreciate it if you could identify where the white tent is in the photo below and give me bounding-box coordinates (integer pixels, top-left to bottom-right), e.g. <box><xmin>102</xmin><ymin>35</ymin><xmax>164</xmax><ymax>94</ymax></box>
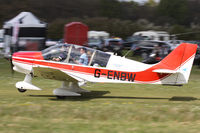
<box><xmin>88</xmin><ymin>31</ymin><xmax>110</xmax><ymax>39</ymax></box>
<box><xmin>3</xmin><ymin>12</ymin><xmax>46</xmax><ymax>28</ymax></box>
<box><xmin>3</xmin><ymin>12</ymin><xmax>47</xmax><ymax>57</ymax></box>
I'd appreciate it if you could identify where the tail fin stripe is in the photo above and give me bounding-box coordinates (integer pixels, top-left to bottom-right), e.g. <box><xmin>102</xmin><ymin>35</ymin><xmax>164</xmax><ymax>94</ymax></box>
<box><xmin>134</xmin><ymin>43</ymin><xmax>197</xmax><ymax>84</ymax></box>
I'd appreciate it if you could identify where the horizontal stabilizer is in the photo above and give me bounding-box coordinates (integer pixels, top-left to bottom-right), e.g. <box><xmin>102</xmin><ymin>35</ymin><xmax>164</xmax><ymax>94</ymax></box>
<box><xmin>153</xmin><ymin>69</ymin><xmax>179</xmax><ymax>74</ymax></box>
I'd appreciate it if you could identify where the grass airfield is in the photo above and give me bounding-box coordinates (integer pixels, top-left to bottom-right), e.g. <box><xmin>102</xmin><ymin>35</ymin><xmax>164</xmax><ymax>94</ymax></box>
<box><xmin>1</xmin><ymin>58</ymin><xmax>200</xmax><ymax>133</ymax></box>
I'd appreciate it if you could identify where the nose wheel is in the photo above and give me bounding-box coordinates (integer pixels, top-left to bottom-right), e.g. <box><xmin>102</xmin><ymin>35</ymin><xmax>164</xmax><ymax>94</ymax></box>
<box><xmin>17</xmin><ymin>88</ymin><xmax>27</xmax><ymax>93</ymax></box>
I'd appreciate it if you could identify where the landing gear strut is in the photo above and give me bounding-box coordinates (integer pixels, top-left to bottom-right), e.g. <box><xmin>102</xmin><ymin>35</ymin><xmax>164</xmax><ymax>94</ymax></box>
<box><xmin>53</xmin><ymin>81</ymin><xmax>89</xmax><ymax>97</ymax></box>
<box><xmin>16</xmin><ymin>74</ymin><xmax>41</xmax><ymax>92</ymax></box>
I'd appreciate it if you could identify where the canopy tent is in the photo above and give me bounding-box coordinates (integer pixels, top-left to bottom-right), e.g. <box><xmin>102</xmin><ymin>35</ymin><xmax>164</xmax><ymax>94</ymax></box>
<box><xmin>3</xmin><ymin>12</ymin><xmax>47</xmax><ymax>57</ymax></box>
<box><xmin>4</xmin><ymin>12</ymin><xmax>46</xmax><ymax>28</ymax></box>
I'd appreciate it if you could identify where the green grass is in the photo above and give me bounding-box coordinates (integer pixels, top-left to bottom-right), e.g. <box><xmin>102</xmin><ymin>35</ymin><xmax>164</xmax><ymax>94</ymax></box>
<box><xmin>1</xmin><ymin>58</ymin><xmax>200</xmax><ymax>133</ymax></box>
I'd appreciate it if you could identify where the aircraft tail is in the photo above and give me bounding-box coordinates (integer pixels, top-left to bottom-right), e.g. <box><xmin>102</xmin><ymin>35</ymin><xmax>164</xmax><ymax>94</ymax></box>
<box><xmin>153</xmin><ymin>43</ymin><xmax>197</xmax><ymax>85</ymax></box>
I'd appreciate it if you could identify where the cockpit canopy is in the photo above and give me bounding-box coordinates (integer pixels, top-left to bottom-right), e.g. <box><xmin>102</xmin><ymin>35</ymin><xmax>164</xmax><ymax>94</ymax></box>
<box><xmin>42</xmin><ymin>43</ymin><xmax>111</xmax><ymax>67</ymax></box>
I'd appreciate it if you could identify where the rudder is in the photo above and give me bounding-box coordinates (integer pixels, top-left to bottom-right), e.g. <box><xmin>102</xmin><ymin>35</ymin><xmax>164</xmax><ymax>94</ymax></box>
<box><xmin>157</xmin><ymin>43</ymin><xmax>197</xmax><ymax>84</ymax></box>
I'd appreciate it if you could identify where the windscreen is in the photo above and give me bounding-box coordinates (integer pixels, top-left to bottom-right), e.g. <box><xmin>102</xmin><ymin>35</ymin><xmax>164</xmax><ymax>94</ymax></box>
<box><xmin>42</xmin><ymin>43</ymin><xmax>70</xmax><ymax>62</ymax></box>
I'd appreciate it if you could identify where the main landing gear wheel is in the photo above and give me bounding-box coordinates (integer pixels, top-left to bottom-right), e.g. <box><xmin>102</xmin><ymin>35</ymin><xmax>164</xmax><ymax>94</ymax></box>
<box><xmin>17</xmin><ymin>88</ymin><xmax>27</xmax><ymax>93</ymax></box>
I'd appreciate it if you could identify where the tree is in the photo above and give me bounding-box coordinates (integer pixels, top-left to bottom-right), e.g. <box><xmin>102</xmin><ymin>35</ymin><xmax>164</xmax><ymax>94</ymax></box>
<box><xmin>99</xmin><ymin>0</ymin><xmax>122</xmax><ymax>18</ymax></box>
<box><xmin>145</xmin><ymin>0</ymin><xmax>158</xmax><ymax>7</ymax></box>
<box><xmin>157</xmin><ymin>0</ymin><xmax>189</xmax><ymax>25</ymax></box>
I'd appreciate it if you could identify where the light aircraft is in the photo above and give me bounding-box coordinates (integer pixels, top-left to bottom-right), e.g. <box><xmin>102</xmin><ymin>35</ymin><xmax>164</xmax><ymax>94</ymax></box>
<box><xmin>11</xmin><ymin>43</ymin><xmax>197</xmax><ymax>97</ymax></box>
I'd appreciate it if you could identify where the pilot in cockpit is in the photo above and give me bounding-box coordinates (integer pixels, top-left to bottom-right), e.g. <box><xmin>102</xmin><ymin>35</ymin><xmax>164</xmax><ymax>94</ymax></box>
<box><xmin>52</xmin><ymin>45</ymin><xmax>68</xmax><ymax>62</ymax></box>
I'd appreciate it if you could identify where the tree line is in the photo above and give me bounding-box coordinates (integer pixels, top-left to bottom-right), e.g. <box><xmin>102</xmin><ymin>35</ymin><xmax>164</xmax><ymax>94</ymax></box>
<box><xmin>0</xmin><ymin>0</ymin><xmax>200</xmax><ymax>40</ymax></box>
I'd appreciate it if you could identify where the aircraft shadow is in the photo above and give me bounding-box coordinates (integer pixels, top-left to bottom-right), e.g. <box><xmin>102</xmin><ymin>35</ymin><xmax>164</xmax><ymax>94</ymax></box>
<box><xmin>29</xmin><ymin>91</ymin><xmax>111</xmax><ymax>101</ymax></box>
<box><xmin>28</xmin><ymin>91</ymin><xmax>199</xmax><ymax>102</ymax></box>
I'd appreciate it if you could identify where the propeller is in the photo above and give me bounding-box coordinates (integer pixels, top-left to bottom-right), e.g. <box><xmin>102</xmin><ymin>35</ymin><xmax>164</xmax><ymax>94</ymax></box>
<box><xmin>9</xmin><ymin>57</ymin><xmax>14</xmax><ymax>75</ymax></box>
<box><xmin>5</xmin><ymin>54</ymin><xmax>14</xmax><ymax>76</ymax></box>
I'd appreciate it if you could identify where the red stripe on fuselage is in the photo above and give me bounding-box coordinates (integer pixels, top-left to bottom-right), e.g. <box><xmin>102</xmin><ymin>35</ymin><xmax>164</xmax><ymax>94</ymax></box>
<box><xmin>12</xmin><ymin>43</ymin><xmax>197</xmax><ymax>83</ymax></box>
<box><xmin>13</xmin><ymin>52</ymin><xmax>44</xmax><ymax>60</ymax></box>
<box><xmin>13</xmin><ymin>57</ymin><xmax>168</xmax><ymax>83</ymax></box>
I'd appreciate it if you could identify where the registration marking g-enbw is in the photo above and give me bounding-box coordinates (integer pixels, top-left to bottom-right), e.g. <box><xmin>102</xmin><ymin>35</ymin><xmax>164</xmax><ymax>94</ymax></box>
<box><xmin>94</xmin><ymin>69</ymin><xmax>136</xmax><ymax>82</ymax></box>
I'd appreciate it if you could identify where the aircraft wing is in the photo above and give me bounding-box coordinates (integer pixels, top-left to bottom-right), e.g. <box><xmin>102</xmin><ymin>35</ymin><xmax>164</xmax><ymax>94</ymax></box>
<box><xmin>33</xmin><ymin>67</ymin><xmax>79</xmax><ymax>82</ymax></box>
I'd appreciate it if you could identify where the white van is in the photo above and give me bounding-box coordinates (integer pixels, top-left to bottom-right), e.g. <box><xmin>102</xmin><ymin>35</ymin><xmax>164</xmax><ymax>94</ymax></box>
<box><xmin>133</xmin><ymin>30</ymin><xmax>170</xmax><ymax>41</ymax></box>
<box><xmin>88</xmin><ymin>31</ymin><xmax>109</xmax><ymax>39</ymax></box>
<box><xmin>88</xmin><ymin>31</ymin><xmax>110</xmax><ymax>49</ymax></box>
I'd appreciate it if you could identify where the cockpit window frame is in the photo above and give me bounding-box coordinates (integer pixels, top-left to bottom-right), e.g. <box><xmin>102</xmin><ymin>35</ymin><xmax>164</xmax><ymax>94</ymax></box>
<box><xmin>42</xmin><ymin>43</ymin><xmax>111</xmax><ymax>67</ymax></box>
<box><xmin>64</xmin><ymin>45</ymin><xmax>73</xmax><ymax>63</ymax></box>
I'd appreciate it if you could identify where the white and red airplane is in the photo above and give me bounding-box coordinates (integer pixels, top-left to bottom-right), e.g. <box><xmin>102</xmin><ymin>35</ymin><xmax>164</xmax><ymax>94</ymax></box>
<box><xmin>12</xmin><ymin>43</ymin><xmax>197</xmax><ymax>97</ymax></box>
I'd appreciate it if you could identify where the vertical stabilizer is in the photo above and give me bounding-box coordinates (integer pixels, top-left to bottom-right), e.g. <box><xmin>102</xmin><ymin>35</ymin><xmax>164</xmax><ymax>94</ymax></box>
<box><xmin>156</xmin><ymin>43</ymin><xmax>197</xmax><ymax>84</ymax></box>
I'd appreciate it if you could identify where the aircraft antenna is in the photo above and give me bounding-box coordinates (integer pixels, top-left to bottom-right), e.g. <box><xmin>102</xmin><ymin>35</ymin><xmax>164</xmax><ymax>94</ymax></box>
<box><xmin>123</xmin><ymin>49</ymin><xmax>132</xmax><ymax>57</ymax></box>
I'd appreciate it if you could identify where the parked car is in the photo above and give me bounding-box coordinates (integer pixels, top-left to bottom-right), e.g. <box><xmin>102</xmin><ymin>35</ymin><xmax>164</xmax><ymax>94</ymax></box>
<box><xmin>103</xmin><ymin>38</ymin><xmax>124</xmax><ymax>56</ymax></box>
<box><xmin>167</xmin><ymin>40</ymin><xmax>185</xmax><ymax>50</ymax></box>
<box><xmin>88</xmin><ymin>38</ymin><xmax>104</xmax><ymax>50</ymax></box>
<box><xmin>186</xmin><ymin>41</ymin><xmax>200</xmax><ymax>66</ymax></box>
<box><xmin>131</xmin><ymin>40</ymin><xmax>171</xmax><ymax>64</ymax></box>
<box><xmin>45</xmin><ymin>39</ymin><xmax>59</xmax><ymax>47</ymax></box>
<box><xmin>123</xmin><ymin>35</ymin><xmax>145</xmax><ymax>49</ymax></box>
